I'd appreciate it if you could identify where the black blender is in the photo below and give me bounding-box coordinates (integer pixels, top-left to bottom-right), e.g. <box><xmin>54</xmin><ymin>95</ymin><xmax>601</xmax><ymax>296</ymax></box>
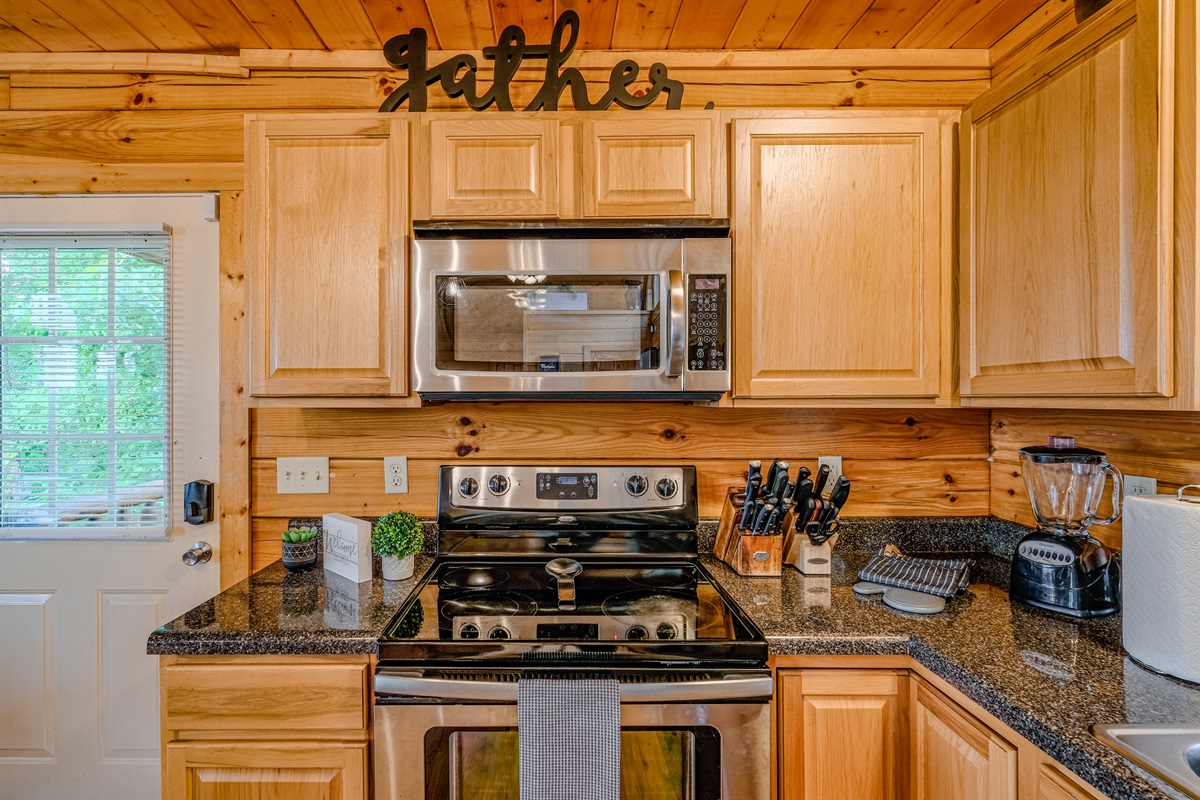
<box><xmin>1009</xmin><ymin>436</ymin><xmax>1123</xmax><ymax>618</ymax></box>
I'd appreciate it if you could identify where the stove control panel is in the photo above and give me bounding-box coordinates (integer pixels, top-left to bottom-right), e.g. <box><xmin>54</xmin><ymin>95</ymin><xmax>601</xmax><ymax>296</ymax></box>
<box><xmin>453</xmin><ymin>614</ymin><xmax>690</xmax><ymax>641</ymax></box>
<box><xmin>447</xmin><ymin>465</ymin><xmax>689</xmax><ymax>510</ymax></box>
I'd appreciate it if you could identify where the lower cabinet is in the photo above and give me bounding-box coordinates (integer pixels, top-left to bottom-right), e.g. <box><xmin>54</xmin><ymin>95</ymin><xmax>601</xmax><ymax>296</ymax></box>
<box><xmin>776</xmin><ymin>664</ymin><xmax>1102</xmax><ymax>800</ymax></box>
<box><xmin>159</xmin><ymin>654</ymin><xmax>372</xmax><ymax>800</ymax></box>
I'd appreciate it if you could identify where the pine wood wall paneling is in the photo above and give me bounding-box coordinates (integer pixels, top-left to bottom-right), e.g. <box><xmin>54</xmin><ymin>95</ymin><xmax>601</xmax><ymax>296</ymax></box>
<box><xmin>840</xmin><ymin>0</ymin><xmax>941</xmax><ymax>49</ymax></box>
<box><xmin>0</xmin><ymin>109</ymin><xmax>245</xmax><ymax>161</ymax></box>
<box><xmin>0</xmin><ymin>154</ymin><xmax>243</xmax><ymax>192</ymax></box>
<box><xmin>989</xmin><ymin>410</ymin><xmax>1200</xmax><ymax>549</ymax></box>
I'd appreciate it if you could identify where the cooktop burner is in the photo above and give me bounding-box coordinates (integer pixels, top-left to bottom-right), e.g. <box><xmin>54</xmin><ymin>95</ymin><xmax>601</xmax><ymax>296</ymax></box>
<box><xmin>438</xmin><ymin>591</ymin><xmax>537</xmax><ymax>621</ymax></box>
<box><xmin>440</xmin><ymin>566</ymin><xmax>510</xmax><ymax>589</ymax></box>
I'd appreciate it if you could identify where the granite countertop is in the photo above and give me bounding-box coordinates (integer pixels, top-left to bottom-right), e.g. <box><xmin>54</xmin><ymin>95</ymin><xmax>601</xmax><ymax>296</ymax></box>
<box><xmin>147</xmin><ymin>519</ymin><xmax>1200</xmax><ymax>800</ymax></box>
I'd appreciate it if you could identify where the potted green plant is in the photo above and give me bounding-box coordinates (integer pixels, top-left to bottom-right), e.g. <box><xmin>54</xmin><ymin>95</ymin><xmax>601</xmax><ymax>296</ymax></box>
<box><xmin>372</xmin><ymin>511</ymin><xmax>423</xmax><ymax>580</ymax></box>
<box><xmin>280</xmin><ymin>526</ymin><xmax>320</xmax><ymax>572</ymax></box>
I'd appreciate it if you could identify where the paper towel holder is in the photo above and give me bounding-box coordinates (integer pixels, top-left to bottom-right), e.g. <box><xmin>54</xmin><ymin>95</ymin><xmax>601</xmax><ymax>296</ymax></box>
<box><xmin>1177</xmin><ymin>484</ymin><xmax>1200</xmax><ymax>503</ymax></box>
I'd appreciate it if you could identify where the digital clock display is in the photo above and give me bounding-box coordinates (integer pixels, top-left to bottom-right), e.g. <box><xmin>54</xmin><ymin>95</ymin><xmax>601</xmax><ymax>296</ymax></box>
<box><xmin>557</xmin><ymin>476</ymin><xmax>578</xmax><ymax>485</ymax></box>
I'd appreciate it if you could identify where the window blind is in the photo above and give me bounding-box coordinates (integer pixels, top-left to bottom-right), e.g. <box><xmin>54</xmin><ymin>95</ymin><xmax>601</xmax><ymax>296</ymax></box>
<box><xmin>1</xmin><ymin>232</ymin><xmax>171</xmax><ymax>538</ymax></box>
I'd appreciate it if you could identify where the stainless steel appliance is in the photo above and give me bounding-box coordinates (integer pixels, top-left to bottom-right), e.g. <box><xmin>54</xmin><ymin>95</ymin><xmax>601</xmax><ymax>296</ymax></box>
<box><xmin>410</xmin><ymin>222</ymin><xmax>731</xmax><ymax>401</ymax></box>
<box><xmin>374</xmin><ymin>465</ymin><xmax>771</xmax><ymax>800</ymax></box>
<box><xmin>1009</xmin><ymin>436</ymin><xmax>1122</xmax><ymax>618</ymax></box>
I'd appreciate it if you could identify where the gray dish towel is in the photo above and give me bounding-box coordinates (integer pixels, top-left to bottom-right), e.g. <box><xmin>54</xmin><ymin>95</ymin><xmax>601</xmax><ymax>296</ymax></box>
<box><xmin>518</xmin><ymin>678</ymin><xmax>621</xmax><ymax>800</ymax></box>
<box><xmin>858</xmin><ymin>548</ymin><xmax>973</xmax><ymax>599</ymax></box>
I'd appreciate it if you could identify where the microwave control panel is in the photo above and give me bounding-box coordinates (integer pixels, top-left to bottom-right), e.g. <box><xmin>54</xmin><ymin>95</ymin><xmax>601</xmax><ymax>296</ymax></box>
<box><xmin>688</xmin><ymin>275</ymin><xmax>727</xmax><ymax>371</ymax></box>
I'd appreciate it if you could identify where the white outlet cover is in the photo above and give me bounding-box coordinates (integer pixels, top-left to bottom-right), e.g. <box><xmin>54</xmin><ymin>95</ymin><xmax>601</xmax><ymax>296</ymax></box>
<box><xmin>277</xmin><ymin>456</ymin><xmax>329</xmax><ymax>494</ymax></box>
<box><xmin>1124</xmin><ymin>475</ymin><xmax>1158</xmax><ymax>497</ymax></box>
<box><xmin>384</xmin><ymin>456</ymin><xmax>408</xmax><ymax>494</ymax></box>
<box><xmin>817</xmin><ymin>455</ymin><xmax>843</xmax><ymax>491</ymax></box>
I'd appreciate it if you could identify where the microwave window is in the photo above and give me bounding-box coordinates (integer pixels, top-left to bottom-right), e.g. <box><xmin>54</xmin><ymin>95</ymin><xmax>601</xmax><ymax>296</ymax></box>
<box><xmin>434</xmin><ymin>275</ymin><xmax>662</xmax><ymax>373</ymax></box>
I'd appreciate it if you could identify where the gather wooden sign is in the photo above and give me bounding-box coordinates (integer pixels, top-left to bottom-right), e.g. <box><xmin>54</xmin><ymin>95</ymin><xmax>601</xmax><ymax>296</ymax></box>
<box><xmin>378</xmin><ymin>10</ymin><xmax>702</xmax><ymax>113</ymax></box>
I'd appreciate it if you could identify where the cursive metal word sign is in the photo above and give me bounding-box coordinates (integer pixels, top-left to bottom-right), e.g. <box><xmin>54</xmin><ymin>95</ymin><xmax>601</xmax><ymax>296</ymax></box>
<box><xmin>379</xmin><ymin>10</ymin><xmax>698</xmax><ymax>113</ymax></box>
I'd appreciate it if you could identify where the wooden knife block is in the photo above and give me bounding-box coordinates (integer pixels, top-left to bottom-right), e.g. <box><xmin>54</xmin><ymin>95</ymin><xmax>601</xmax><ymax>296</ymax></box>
<box><xmin>713</xmin><ymin>487</ymin><xmax>783</xmax><ymax>577</ymax></box>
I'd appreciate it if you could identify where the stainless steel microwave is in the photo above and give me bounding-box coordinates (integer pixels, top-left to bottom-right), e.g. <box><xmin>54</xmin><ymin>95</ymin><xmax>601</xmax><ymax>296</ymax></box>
<box><xmin>411</xmin><ymin>233</ymin><xmax>731</xmax><ymax>401</ymax></box>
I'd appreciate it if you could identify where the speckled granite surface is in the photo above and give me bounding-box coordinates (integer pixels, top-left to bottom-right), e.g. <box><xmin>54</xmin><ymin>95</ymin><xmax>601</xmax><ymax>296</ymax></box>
<box><xmin>149</xmin><ymin>519</ymin><xmax>1199</xmax><ymax>800</ymax></box>
<box><xmin>147</xmin><ymin>554</ymin><xmax>435</xmax><ymax>655</ymax></box>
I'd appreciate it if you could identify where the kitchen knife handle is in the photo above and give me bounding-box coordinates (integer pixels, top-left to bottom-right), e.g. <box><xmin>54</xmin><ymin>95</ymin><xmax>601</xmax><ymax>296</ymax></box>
<box><xmin>666</xmin><ymin>269</ymin><xmax>686</xmax><ymax>378</ymax></box>
<box><xmin>814</xmin><ymin>464</ymin><xmax>832</xmax><ymax>497</ymax></box>
<box><xmin>738</xmin><ymin>498</ymin><xmax>757</xmax><ymax>530</ymax></box>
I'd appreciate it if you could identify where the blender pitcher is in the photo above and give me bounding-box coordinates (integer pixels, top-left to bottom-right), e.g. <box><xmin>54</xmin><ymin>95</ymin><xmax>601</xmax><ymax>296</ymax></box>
<box><xmin>1020</xmin><ymin>435</ymin><xmax>1123</xmax><ymax>536</ymax></box>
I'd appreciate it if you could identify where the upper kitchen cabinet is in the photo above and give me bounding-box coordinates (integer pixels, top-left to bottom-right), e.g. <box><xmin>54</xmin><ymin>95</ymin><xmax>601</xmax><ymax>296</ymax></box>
<box><xmin>414</xmin><ymin>112</ymin><xmax>725</xmax><ymax>219</ymax></box>
<box><xmin>959</xmin><ymin>0</ymin><xmax>1198</xmax><ymax>409</ymax></box>
<box><xmin>246</xmin><ymin>114</ymin><xmax>408</xmax><ymax>397</ymax></box>
<box><xmin>425</xmin><ymin>117</ymin><xmax>561</xmax><ymax>218</ymax></box>
<box><xmin>732</xmin><ymin>113</ymin><xmax>952</xmax><ymax>404</ymax></box>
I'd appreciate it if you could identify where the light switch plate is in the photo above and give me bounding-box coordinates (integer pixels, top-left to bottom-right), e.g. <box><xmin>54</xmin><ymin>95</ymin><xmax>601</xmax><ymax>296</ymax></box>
<box><xmin>277</xmin><ymin>457</ymin><xmax>329</xmax><ymax>494</ymax></box>
<box><xmin>384</xmin><ymin>456</ymin><xmax>408</xmax><ymax>494</ymax></box>
<box><xmin>1124</xmin><ymin>474</ymin><xmax>1157</xmax><ymax>497</ymax></box>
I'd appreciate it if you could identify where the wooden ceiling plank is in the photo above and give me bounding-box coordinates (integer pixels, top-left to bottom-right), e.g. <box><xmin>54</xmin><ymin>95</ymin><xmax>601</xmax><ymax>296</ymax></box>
<box><xmin>0</xmin><ymin>18</ymin><xmax>50</xmax><ymax>52</ymax></box>
<box><xmin>492</xmin><ymin>0</ymin><xmax>556</xmax><ymax>43</ymax></box>
<box><xmin>556</xmin><ymin>0</ymin><xmax>618</xmax><ymax>49</ymax></box>
<box><xmin>839</xmin><ymin>0</ymin><xmax>939</xmax><ymax>49</ymax></box>
<box><xmin>36</xmin><ymin>0</ymin><xmax>158</xmax><ymax>51</ymax></box>
<box><xmin>0</xmin><ymin>52</ymin><xmax>247</xmax><ymax>76</ymax></box>
<box><xmin>951</xmin><ymin>0</ymin><xmax>1044</xmax><ymax>49</ymax></box>
<box><xmin>99</xmin><ymin>0</ymin><xmax>212</xmax><ymax>52</ymax></box>
<box><xmin>611</xmin><ymin>0</ymin><xmax>682</xmax><ymax>50</ymax></box>
<box><xmin>666</xmin><ymin>0</ymin><xmax>744</xmax><ymax>49</ymax></box>
<box><xmin>293</xmin><ymin>0</ymin><xmax>381</xmax><ymax>49</ymax></box>
<box><xmin>723</xmin><ymin>0</ymin><xmax>810</xmax><ymax>50</ymax></box>
<box><xmin>987</xmin><ymin>0</ymin><xmax>1072</xmax><ymax>64</ymax></box>
<box><xmin>165</xmin><ymin>0</ymin><xmax>269</xmax><ymax>53</ymax></box>
<box><xmin>2</xmin><ymin>0</ymin><xmax>102</xmax><ymax>51</ymax></box>
<box><xmin>228</xmin><ymin>0</ymin><xmax>325</xmax><ymax>50</ymax></box>
<box><xmin>895</xmin><ymin>0</ymin><xmax>1008</xmax><ymax>49</ymax></box>
<box><xmin>426</xmin><ymin>0</ymin><xmax>495</xmax><ymax>50</ymax></box>
<box><xmin>360</xmin><ymin>0</ymin><xmax>440</xmax><ymax>48</ymax></box>
<box><xmin>781</xmin><ymin>0</ymin><xmax>873</xmax><ymax>49</ymax></box>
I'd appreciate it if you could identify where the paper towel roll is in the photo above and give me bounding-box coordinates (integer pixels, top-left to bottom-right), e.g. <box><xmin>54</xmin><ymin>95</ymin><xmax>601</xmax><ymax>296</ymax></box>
<box><xmin>1122</xmin><ymin>493</ymin><xmax>1200</xmax><ymax>684</ymax></box>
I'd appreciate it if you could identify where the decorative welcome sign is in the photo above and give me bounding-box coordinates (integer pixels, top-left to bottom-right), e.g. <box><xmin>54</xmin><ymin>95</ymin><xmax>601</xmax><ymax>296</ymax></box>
<box><xmin>323</xmin><ymin>513</ymin><xmax>373</xmax><ymax>584</ymax></box>
<box><xmin>378</xmin><ymin>10</ymin><xmax>702</xmax><ymax>113</ymax></box>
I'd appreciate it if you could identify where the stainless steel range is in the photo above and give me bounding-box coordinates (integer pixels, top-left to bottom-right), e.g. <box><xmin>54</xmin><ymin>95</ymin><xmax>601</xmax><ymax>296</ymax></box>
<box><xmin>374</xmin><ymin>465</ymin><xmax>771</xmax><ymax>800</ymax></box>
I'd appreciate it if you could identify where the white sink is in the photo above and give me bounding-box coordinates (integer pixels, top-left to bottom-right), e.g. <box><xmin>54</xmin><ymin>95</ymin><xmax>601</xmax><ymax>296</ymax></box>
<box><xmin>1093</xmin><ymin>724</ymin><xmax>1200</xmax><ymax>798</ymax></box>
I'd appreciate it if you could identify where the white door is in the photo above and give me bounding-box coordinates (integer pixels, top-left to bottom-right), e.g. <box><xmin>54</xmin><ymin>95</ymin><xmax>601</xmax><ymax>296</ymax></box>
<box><xmin>0</xmin><ymin>195</ymin><xmax>221</xmax><ymax>800</ymax></box>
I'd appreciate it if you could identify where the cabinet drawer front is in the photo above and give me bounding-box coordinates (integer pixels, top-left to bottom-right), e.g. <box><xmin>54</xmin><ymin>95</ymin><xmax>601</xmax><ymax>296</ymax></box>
<box><xmin>163</xmin><ymin>661</ymin><xmax>369</xmax><ymax>732</ymax></box>
<box><xmin>165</xmin><ymin>741</ymin><xmax>368</xmax><ymax>800</ymax></box>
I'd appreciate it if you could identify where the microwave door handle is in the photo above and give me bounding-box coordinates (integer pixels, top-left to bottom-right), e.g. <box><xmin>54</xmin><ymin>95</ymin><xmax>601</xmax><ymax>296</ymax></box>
<box><xmin>666</xmin><ymin>269</ymin><xmax>686</xmax><ymax>377</ymax></box>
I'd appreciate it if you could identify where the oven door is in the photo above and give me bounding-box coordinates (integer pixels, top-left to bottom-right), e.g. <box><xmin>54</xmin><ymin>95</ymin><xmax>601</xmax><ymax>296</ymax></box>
<box><xmin>411</xmin><ymin>238</ymin><xmax>729</xmax><ymax>400</ymax></box>
<box><xmin>374</xmin><ymin>670</ymin><xmax>771</xmax><ymax>800</ymax></box>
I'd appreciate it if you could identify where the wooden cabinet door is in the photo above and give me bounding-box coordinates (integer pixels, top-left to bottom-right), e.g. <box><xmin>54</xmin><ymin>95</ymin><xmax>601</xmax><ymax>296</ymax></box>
<box><xmin>246</xmin><ymin>115</ymin><xmax>407</xmax><ymax>396</ymax></box>
<box><xmin>959</xmin><ymin>4</ymin><xmax>1173</xmax><ymax>404</ymax></box>
<box><xmin>427</xmin><ymin>118</ymin><xmax>559</xmax><ymax>217</ymax></box>
<box><xmin>165</xmin><ymin>741</ymin><xmax>368</xmax><ymax>800</ymax></box>
<box><xmin>732</xmin><ymin>116</ymin><xmax>946</xmax><ymax>400</ymax></box>
<box><xmin>580</xmin><ymin>115</ymin><xmax>714</xmax><ymax>217</ymax></box>
<box><xmin>777</xmin><ymin>669</ymin><xmax>906</xmax><ymax>800</ymax></box>
<box><xmin>913</xmin><ymin>680</ymin><xmax>1016</xmax><ymax>800</ymax></box>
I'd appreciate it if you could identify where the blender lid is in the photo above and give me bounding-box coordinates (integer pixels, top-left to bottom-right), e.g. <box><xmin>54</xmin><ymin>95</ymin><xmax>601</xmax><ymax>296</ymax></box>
<box><xmin>1018</xmin><ymin>436</ymin><xmax>1109</xmax><ymax>463</ymax></box>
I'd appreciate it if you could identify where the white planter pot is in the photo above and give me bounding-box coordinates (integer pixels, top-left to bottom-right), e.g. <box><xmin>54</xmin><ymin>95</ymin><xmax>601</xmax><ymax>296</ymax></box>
<box><xmin>381</xmin><ymin>554</ymin><xmax>414</xmax><ymax>581</ymax></box>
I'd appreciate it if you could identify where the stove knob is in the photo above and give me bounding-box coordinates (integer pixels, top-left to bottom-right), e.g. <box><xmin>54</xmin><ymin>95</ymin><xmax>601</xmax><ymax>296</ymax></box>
<box><xmin>655</xmin><ymin>478</ymin><xmax>678</xmax><ymax>499</ymax></box>
<box><xmin>488</xmin><ymin>474</ymin><xmax>510</xmax><ymax>496</ymax></box>
<box><xmin>625</xmin><ymin>625</ymin><xmax>649</xmax><ymax>640</ymax></box>
<box><xmin>655</xmin><ymin>622</ymin><xmax>678</xmax><ymax>640</ymax></box>
<box><xmin>459</xmin><ymin>624</ymin><xmax>480</xmax><ymax>640</ymax></box>
<box><xmin>488</xmin><ymin>626</ymin><xmax>510</xmax><ymax>640</ymax></box>
<box><xmin>458</xmin><ymin>477</ymin><xmax>479</xmax><ymax>498</ymax></box>
<box><xmin>625</xmin><ymin>475</ymin><xmax>648</xmax><ymax>496</ymax></box>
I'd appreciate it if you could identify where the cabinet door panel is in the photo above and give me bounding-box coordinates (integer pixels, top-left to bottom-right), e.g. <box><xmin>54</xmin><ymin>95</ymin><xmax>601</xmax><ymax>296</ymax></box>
<box><xmin>733</xmin><ymin>117</ymin><xmax>943</xmax><ymax>399</ymax></box>
<box><xmin>428</xmin><ymin>118</ymin><xmax>559</xmax><ymax>217</ymax></box>
<box><xmin>961</xmin><ymin>13</ymin><xmax>1172</xmax><ymax>402</ymax></box>
<box><xmin>913</xmin><ymin>681</ymin><xmax>1016</xmax><ymax>800</ymax></box>
<box><xmin>247</xmin><ymin>116</ymin><xmax>407</xmax><ymax>396</ymax></box>
<box><xmin>166</xmin><ymin>742</ymin><xmax>367</xmax><ymax>800</ymax></box>
<box><xmin>582</xmin><ymin>117</ymin><xmax>713</xmax><ymax>217</ymax></box>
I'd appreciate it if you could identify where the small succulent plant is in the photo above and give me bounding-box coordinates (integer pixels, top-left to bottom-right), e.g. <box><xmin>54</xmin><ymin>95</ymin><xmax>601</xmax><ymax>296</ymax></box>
<box><xmin>372</xmin><ymin>511</ymin><xmax>423</xmax><ymax>558</ymax></box>
<box><xmin>282</xmin><ymin>526</ymin><xmax>319</xmax><ymax>543</ymax></box>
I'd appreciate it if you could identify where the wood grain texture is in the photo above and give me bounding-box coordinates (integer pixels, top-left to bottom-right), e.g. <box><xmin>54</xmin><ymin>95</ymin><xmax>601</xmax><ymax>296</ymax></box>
<box><xmin>0</xmin><ymin>52</ymin><xmax>249</xmax><ymax>76</ymax></box>
<box><xmin>219</xmin><ymin>190</ymin><xmax>253</xmax><ymax>590</ymax></box>
<box><xmin>165</xmin><ymin>742</ymin><xmax>367</xmax><ymax>800</ymax></box>
<box><xmin>912</xmin><ymin>678</ymin><xmax>1017</xmax><ymax>800</ymax></box>
<box><xmin>0</xmin><ymin>109</ymin><xmax>245</xmax><ymax>162</ymax></box>
<box><xmin>0</xmin><ymin>154</ymin><xmax>243</xmax><ymax>191</ymax></box>
<box><xmin>427</xmin><ymin>117</ymin><xmax>559</xmax><ymax>217</ymax></box>
<box><xmin>988</xmin><ymin>409</ymin><xmax>1200</xmax><ymax>549</ymax></box>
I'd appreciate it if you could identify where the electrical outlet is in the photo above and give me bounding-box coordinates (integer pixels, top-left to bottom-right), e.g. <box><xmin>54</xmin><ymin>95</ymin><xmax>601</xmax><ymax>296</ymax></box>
<box><xmin>817</xmin><ymin>455</ymin><xmax>843</xmax><ymax>490</ymax></box>
<box><xmin>384</xmin><ymin>456</ymin><xmax>409</xmax><ymax>494</ymax></box>
<box><xmin>1125</xmin><ymin>474</ymin><xmax>1157</xmax><ymax>497</ymax></box>
<box><xmin>276</xmin><ymin>457</ymin><xmax>329</xmax><ymax>494</ymax></box>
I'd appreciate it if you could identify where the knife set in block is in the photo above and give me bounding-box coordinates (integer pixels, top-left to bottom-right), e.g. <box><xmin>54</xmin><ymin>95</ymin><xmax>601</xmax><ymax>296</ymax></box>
<box><xmin>713</xmin><ymin>488</ymin><xmax>783</xmax><ymax>576</ymax></box>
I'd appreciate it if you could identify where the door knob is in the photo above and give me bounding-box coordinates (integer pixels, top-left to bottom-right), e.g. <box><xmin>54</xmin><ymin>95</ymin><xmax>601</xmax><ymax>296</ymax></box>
<box><xmin>182</xmin><ymin>541</ymin><xmax>212</xmax><ymax>566</ymax></box>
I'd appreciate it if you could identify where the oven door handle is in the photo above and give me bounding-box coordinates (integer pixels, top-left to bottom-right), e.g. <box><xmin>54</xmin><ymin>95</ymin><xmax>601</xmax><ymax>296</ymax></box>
<box><xmin>374</xmin><ymin>672</ymin><xmax>774</xmax><ymax>703</ymax></box>
<box><xmin>665</xmin><ymin>269</ymin><xmax>686</xmax><ymax>378</ymax></box>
